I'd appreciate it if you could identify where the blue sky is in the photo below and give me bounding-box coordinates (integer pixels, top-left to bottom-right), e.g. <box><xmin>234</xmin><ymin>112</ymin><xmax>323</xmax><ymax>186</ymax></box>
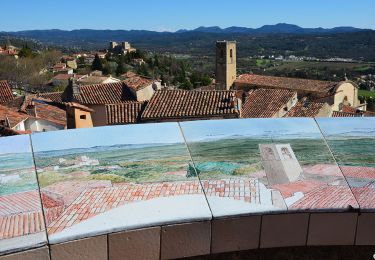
<box><xmin>31</xmin><ymin>122</ymin><xmax>184</xmax><ymax>152</ymax></box>
<box><xmin>180</xmin><ymin>118</ymin><xmax>322</xmax><ymax>142</ymax></box>
<box><xmin>316</xmin><ymin>118</ymin><xmax>375</xmax><ymax>136</ymax></box>
<box><xmin>0</xmin><ymin>0</ymin><xmax>374</xmax><ymax>31</ymax></box>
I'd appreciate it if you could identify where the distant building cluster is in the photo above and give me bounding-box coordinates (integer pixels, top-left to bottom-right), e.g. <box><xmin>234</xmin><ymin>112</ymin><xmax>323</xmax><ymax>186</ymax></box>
<box><xmin>108</xmin><ymin>41</ymin><xmax>136</xmax><ymax>54</ymax></box>
<box><xmin>0</xmin><ymin>41</ymin><xmax>374</xmax><ymax>137</ymax></box>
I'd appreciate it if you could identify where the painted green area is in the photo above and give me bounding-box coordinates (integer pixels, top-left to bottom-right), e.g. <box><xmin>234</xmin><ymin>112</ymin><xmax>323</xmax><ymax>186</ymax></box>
<box><xmin>34</xmin><ymin>144</ymin><xmax>195</xmax><ymax>188</ymax></box>
<box><xmin>188</xmin><ymin>137</ymin><xmax>335</xmax><ymax>180</ymax></box>
<box><xmin>325</xmin><ymin>137</ymin><xmax>375</xmax><ymax>167</ymax></box>
<box><xmin>0</xmin><ymin>153</ymin><xmax>38</xmax><ymax>196</ymax></box>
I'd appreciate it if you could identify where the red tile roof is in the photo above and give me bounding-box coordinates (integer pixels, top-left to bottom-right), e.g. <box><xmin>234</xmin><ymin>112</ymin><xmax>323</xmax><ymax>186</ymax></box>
<box><xmin>0</xmin><ymin>104</ymin><xmax>28</xmax><ymax>128</ymax></box>
<box><xmin>289</xmin><ymin>185</ymin><xmax>358</xmax><ymax>210</ymax></box>
<box><xmin>241</xmin><ymin>88</ymin><xmax>296</xmax><ymax>118</ymax></box>
<box><xmin>37</xmin><ymin>92</ymin><xmax>63</xmax><ymax>103</ymax></box>
<box><xmin>285</xmin><ymin>99</ymin><xmax>327</xmax><ymax>117</ymax></box>
<box><xmin>106</xmin><ymin>102</ymin><xmax>146</xmax><ymax>125</ymax></box>
<box><xmin>0</xmin><ymin>211</ymin><xmax>45</xmax><ymax>239</ymax></box>
<box><xmin>0</xmin><ymin>190</ymin><xmax>43</xmax><ymax>216</ymax></box>
<box><xmin>0</xmin><ymin>190</ymin><xmax>50</xmax><ymax>239</ymax></box>
<box><xmin>340</xmin><ymin>166</ymin><xmax>375</xmax><ymax>179</ymax></box>
<box><xmin>4</xmin><ymin>96</ymin><xmax>66</xmax><ymax>126</ymax></box>
<box><xmin>332</xmin><ymin>111</ymin><xmax>362</xmax><ymax>117</ymax></box>
<box><xmin>47</xmin><ymin>181</ymin><xmax>203</xmax><ymax>235</ymax></box>
<box><xmin>352</xmin><ymin>186</ymin><xmax>375</xmax><ymax>209</ymax></box>
<box><xmin>123</xmin><ymin>73</ymin><xmax>154</xmax><ymax>91</ymax></box>
<box><xmin>141</xmin><ymin>90</ymin><xmax>239</xmax><ymax>121</ymax></box>
<box><xmin>236</xmin><ymin>74</ymin><xmax>338</xmax><ymax>93</ymax></box>
<box><xmin>67</xmin><ymin>82</ymin><xmax>136</xmax><ymax>105</ymax></box>
<box><xmin>271</xmin><ymin>180</ymin><xmax>325</xmax><ymax>198</ymax></box>
<box><xmin>33</xmin><ymin>101</ymin><xmax>66</xmax><ymax>126</ymax></box>
<box><xmin>0</xmin><ymin>80</ymin><xmax>14</xmax><ymax>103</ymax></box>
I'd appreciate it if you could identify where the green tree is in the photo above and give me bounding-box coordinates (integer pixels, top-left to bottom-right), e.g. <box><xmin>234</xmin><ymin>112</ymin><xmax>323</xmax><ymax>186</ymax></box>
<box><xmin>91</xmin><ymin>54</ymin><xmax>103</xmax><ymax>71</ymax></box>
<box><xmin>18</xmin><ymin>46</ymin><xmax>33</xmax><ymax>58</ymax></box>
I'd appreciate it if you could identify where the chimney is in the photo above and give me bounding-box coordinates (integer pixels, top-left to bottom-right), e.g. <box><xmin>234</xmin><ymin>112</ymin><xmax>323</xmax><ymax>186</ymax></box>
<box><xmin>69</xmin><ymin>76</ymin><xmax>80</xmax><ymax>96</ymax></box>
<box><xmin>26</xmin><ymin>101</ymin><xmax>37</xmax><ymax>117</ymax></box>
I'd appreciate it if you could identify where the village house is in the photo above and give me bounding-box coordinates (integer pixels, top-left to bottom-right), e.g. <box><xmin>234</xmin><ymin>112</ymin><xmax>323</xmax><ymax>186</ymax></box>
<box><xmin>3</xmin><ymin>95</ymin><xmax>66</xmax><ymax>132</ymax></box>
<box><xmin>241</xmin><ymin>88</ymin><xmax>298</xmax><ymax>118</ymax></box>
<box><xmin>122</xmin><ymin>71</ymin><xmax>162</xmax><ymax>101</ymax></box>
<box><xmin>285</xmin><ymin>98</ymin><xmax>333</xmax><ymax>118</ymax></box>
<box><xmin>141</xmin><ymin>89</ymin><xmax>240</xmax><ymax>122</ymax></box>
<box><xmin>215</xmin><ymin>40</ymin><xmax>367</xmax><ymax>118</ymax></box>
<box><xmin>59</xmin><ymin>72</ymin><xmax>161</xmax><ymax>126</ymax></box>
<box><xmin>235</xmin><ymin>74</ymin><xmax>362</xmax><ymax>112</ymax></box>
<box><xmin>0</xmin><ymin>45</ymin><xmax>18</xmax><ymax>57</ymax></box>
<box><xmin>51</xmin><ymin>62</ymin><xmax>73</xmax><ymax>75</ymax></box>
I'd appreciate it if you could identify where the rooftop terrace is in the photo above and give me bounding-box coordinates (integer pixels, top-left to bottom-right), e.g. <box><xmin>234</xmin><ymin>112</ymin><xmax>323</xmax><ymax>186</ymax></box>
<box><xmin>0</xmin><ymin>117</ymin><xmax>374</xmax><ymax>259</ymax></box>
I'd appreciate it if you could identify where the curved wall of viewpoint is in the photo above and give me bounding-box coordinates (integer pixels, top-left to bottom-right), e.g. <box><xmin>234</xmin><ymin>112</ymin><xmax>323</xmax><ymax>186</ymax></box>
<box><xmin>0</xmin><ymin>117</ymin><xmax>375</xmax><ymax>260</ymax></box>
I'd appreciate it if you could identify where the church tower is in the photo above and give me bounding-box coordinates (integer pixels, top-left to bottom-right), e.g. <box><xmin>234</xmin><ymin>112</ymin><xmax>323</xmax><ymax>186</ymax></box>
<box><xmin>215</xmin><ymin>41</ymin><xmax>236</xmax><ymax>90</ymax></box>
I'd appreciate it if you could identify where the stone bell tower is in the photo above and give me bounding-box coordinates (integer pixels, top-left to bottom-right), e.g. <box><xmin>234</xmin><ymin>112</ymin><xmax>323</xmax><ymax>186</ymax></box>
<box><xmin>215</xmin><ymin>41</ymin><xmax>236</xmax><ymax>90</ymax></box>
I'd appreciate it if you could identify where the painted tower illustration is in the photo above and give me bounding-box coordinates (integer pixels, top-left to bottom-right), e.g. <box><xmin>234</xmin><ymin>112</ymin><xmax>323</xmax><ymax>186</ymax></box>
<box><xmin>259</xmin><ymin>144</ymin><xmax>302</xmax><ymax>185</ymax></box>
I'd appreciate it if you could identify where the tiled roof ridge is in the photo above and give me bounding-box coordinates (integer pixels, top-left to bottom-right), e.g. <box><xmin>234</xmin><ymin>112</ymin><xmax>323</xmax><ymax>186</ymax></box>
<box><xmin>242</xmin><ymin>88</ymin><xmax>296</xmax><ymax>118</ymax></box>
<box><xmin>236</xmin><ymin>74</ymin><xmax>341</xmax><ymax>93</ymax></box>
<box><xmin>141</xmin><ymin>89</ymin><xmax>238</xmax><ymax>120</ymax></box>
<box><xmin>237</xmin><ymin>73</ymin><xmax>338</xmax><ymax>85</ymax></box>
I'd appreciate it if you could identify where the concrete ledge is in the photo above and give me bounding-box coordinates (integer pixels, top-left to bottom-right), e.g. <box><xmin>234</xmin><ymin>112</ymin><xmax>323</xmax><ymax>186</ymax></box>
<box><xmin>260</xmin><ymin>213</ymin><xmax>309</xmax><ymax>248</ymax></box>
<box><xmin>0</xmin><ymin>247</ymin><xmax>50</xmax><ymax>260</ymax></box>
<box><xmin>161</xmin><ymin>221</ymin><xmax>211</xmax><ymax>259</ymax></box>
<box><xmin>211</xmin><ymin>216</ymin><xmax>261</xmax><ymax>253</ymax></box>
<box><xmin>50</xmin><ymin>235</ymin><xmax>107</xmax><ymax>260</ymax></box>
<box><xmin>108</xmin><ymin>227</ymin><xmax>160</xmax><ymax>260</ymax></box>
<box><xmin>307</xmin><ymin>213</ymin><xmax>358</xmax><ymax>246</ymax></box>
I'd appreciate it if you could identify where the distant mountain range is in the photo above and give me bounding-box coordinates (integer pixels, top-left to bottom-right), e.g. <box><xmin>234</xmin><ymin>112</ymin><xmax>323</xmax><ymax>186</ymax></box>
<box><xmin>1</xmin><ymin>23</ymin><xmax>374</xmax><ymax>61</ymax></box>
<box><xmin>1</xmin><ymin>23</ymin><xmax>369</xmax><ymax>36</ymax></box>
<box><xmin>176</xmin><ymin>23</ymin><xmax>367</xmax><ymax>34</ymax></box>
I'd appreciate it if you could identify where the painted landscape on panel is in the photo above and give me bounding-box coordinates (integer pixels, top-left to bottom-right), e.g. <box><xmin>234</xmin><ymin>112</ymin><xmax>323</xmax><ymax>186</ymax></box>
<box><xmin>31</xmin><ymin>123</ymin><xmax>211</xmax><ymax>244</ymax></box>
<box><xmin>0</xmin><ymin>135</ymin><xmax>46</xmax><ymax>256</ymax></box>
<box><xmin>180</xmin><ymin>118</ymin><xmax>358</xmax><ymax>217</ymax></box>
<box><xmin>317</xmin><ymin>117</ymin><xmax>375</xmax><ymax>210</ymax></box>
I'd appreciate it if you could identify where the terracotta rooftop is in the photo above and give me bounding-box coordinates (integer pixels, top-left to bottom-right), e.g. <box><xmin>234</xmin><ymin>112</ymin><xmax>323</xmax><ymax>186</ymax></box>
<box><xmin>285</xmin><ymin>99</ymin><xmax>327</xmax><ymax>117</ymax></box>
<box><xmin>0</xmin><ymin>80</ymin><xmax>14</xmax><ymax>103</ymax></box>
<box><xmin>64</xmin><ymin>102</ymin><xmax>94</xmax><ymax>112</ymax></box>
<box><xmin>106</xmin><ymin>102</ymin><xmax>146</xmax><ymax>125</ymax></box>
<box><xmin>332</xmin><ymin>111</ymin><xmax>363</xmax><ymax>117</ymax></box>
<box><xmin>123</xmin><ymin>74</ymin><xmax>154</xmax><ymax>91</ymax></box>
<box><xmin>141</xmin><ymin>90</ymin><xmax>239</xmax><ymax>121</ymax></box>
<box><xmin>37</xmin><ymin>92</ymin><xmax>63</xmax><ymax>103</ymax></box>
<box><xmin>33</xmin><ymin>100</ymin><xmax>66</xmax><ymax>126</ymax></box>
<box><xmin>236</xmin><ymin>74</ymin><xmax>339</xmax><ymax>93</ymax></box>
<box><xmin>66</xmin><ymin>82</ymin><xmax>136</xmax><ymax>105</ymax></box>
<box><xmin>289</xmin><ymin>185</ymin><xmax>358</xmax><ymax>210</ymax></box>
<box><xmin>0</xmin><ymin>104</ymin><xmax>28</xmax><ymax>128</ymax></box>
<box><xmin>242</xmin><ymin>88</ymin><xmax>296</xmax><ymax>118</ymax></box>
<box><xmin>4</xmin><ymin>95</ymin><xmax>66</xmax><ymax>126</ymax></box>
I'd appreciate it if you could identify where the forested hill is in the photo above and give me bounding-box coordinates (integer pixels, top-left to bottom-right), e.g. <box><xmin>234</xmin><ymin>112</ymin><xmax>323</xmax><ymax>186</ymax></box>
<box><xmin>1</xmin><ymin>24</ymin><xmax>375</xmax><ymax>61</ymax></box>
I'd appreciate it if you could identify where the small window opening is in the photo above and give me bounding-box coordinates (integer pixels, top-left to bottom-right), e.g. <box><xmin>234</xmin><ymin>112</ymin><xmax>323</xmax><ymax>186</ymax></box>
<box><xmin>80</xmin><ymin>115</ymin><xmax>87</xmax><ymax>120</ymax></box>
